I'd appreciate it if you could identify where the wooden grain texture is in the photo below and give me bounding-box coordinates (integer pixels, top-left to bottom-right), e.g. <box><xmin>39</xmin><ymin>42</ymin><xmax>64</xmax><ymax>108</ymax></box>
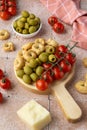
<box><xmin>0</xmin><ymin>0</ymin><xmax>87</xmax><ymax>130</ymax></box>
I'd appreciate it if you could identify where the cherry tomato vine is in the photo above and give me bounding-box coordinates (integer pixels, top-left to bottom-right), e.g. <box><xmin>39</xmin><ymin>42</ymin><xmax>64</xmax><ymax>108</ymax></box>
<box><xmin>36</xmin><ymin>42</ymin><xmax>77</xmax><ymax>91</ymax></box>
<box><xmin>0</xmin><ymin>0</ymin><xmax>17</xmax><ymax>20</ymax></box>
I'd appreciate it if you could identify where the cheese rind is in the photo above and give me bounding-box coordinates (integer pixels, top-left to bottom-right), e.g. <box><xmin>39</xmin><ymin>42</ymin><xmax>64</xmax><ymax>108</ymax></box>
<box><xmin>17</xmin><ymin>100</ymin><xmax>52</xmax><ymax>130</ymax></box>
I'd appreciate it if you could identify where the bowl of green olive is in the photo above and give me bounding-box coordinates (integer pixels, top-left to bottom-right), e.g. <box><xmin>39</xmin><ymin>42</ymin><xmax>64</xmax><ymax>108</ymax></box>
<box><xmin>12</xmin><ymin>10</ymin><xmax>42</xmax><ymax>38</ymax></box>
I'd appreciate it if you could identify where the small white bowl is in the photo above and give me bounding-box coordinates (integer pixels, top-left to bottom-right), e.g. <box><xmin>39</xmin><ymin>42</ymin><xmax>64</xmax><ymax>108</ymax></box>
<box><xmin>12</xmin><ymin>16</ymin><xmax>42</xmax><ymax>39</ymax></box>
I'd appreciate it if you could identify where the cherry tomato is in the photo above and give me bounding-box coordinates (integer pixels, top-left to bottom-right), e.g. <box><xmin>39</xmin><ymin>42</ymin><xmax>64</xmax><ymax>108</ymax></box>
<box><xmin>8</xmin><ymin>6</ymin><xmax>16</xmax><ymax>15</ymax></box>
<box><xmin>0</xmin><ymin>5</ymin><xmax>7</xmax><ymax>11</ymax></box>
<box><xmin>48</xmin><ymin>16</ymin><xmax>58</xmax><ymax>26</ymax></box>
<box><xmin>0</xmin><ymin>69</ymin><xmax>4</xmax><ymax>79</ymax></box>
<box><xmin>42</xmin><ymin>63</ymin><xmax>52</xmax><ymax>69</ymax></box>
<box><xmin>36</xmin><ymin>79</ymin><xmax>48</xmax><ymax>91</ymax></box>
<box><xmin>0</xmin><ymin>92</ymin><xmax>3</xmax><ymax>103</ymax></box>
<box><xmin>42</xmin><ymin>71</ymin><xmax>53</xmax><ymax>84</ymax></box>
<box><xmin>0</xmin><ymin>77</ymin><xmax>11</xmax><ymax>89</ymax></box>
<box><xmin>53</xmin><ymin>66</ymin><xmax>64</xmax><ymax>80</ymax></box>
<box><xmin>0</xmin><ymin>0</ymin><xmax>5</xmax><ymax>5</ymax></box>
<box><xmin>53</xmin><ymin>22</ymin><xmax>64</xmax><ymax>33</ymax></box>
<box><xmin>0</xmin><ymin>11</ymin><xmax>11</xmax><ymax>20</ymax></box>
<box><xmin>59</xmin><ymin>60</ymin><xmax>72</xmax><ymax>73</ymax></box>
<box><xmin>0</xmin><ymin>0</ymin><xmax>17</xmax><ymax>20</ymax></box>
<box><xmin>65</xmin><ymin>53</ymin><xmax>76</xmax><ymax>65</ymax></box>
<box><xmin>58</xmin><ymin>45</ymin><xmax>68</xmax><ymax>53</ymax></box>
<box><xmin>7</xmin><ymin>1</ymin><xmax>16</xmax><ymax>7</ymax></box>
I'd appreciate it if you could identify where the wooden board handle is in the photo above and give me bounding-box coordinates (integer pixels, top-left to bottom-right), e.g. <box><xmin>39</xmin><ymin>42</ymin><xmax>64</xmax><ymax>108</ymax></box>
<box><xmin>52</xmin><ymin>84</ymin><xmax>82</xmax><ymax>122</ymax></box>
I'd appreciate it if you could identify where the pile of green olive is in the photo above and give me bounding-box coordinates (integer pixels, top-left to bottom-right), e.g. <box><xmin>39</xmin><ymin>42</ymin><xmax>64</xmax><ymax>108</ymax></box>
<box><xmin>13</xmin><ymin>10</ymin><xmax>41</xmax><ymax>34</ymax></box>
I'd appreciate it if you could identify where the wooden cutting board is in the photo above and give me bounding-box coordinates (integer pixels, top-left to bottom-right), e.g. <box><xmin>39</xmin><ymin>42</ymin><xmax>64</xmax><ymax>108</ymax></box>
<box><xmin>14</xmin><ymin>65</ymin><xmax>82</xmax><ymax>122</ymax></box>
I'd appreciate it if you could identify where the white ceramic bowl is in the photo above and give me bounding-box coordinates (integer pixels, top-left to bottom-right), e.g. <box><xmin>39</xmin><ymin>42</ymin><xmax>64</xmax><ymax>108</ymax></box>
<box><xmin>12</xmin><ymin>16</ymin><xmax>42</xmax><ymax>38</ymax></box>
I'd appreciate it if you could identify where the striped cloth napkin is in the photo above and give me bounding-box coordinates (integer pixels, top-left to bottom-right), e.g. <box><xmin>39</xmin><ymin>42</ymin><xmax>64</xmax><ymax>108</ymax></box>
<box><xmin>40</xmin><ymin>0</ymin><xmax>87</xmax><ymax>50</ymax></box>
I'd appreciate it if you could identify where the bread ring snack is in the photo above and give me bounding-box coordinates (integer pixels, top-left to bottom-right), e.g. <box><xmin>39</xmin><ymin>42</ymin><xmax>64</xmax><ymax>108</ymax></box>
<box><xmin>23</xmin><ymin>49</ymin><xmax>37</xmax><ymax>62</ymax></box>
<box><xmin>17</xmin><ymin>50</ymin><xmax>23</xmax><ymax>58</ymax></box>
<box><xmin>0</xmin><ymin>29</ymin><xmax>10</xmax><ymax>40</ymax></box>
<box><xmin>75</xmin><ymin>80</ymin><xmax>87</xmax><ymax>94</ymax></box>
<box><xmin>22</xmin><ymin>42</ymin><xmax>34</xmax><ymax>54</ymax></box>
<box><xmin>3</xmin><ymin>42</ymin><xmax>15</xmax><ymax>52</ymax></box>
<box><xmin>14</xmin><ymin>56</ymin><xmax>25</xmax><ymax>70</ymax></box>
<box><xmin>35</xmin><ymin>38</ymin><xmax>45</xmax><ymax>45</ymax></box>
<box><xmin>82</xmin><ymin>58</ymin><xmax>87</xmax><ymax>68</ymax></box>
<box><xmin>46</xmin><ymin>39</ymin><xmax>58</xmax><ymax>47</ymax></box>
<box><xmin>32</xmin><ymin>43</ymin><xmax>45</xmax><ymax>55</ymax></box>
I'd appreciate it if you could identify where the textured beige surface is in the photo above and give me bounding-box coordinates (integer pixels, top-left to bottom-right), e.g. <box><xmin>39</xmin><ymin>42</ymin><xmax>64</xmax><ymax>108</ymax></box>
<box><xmin>0</xmin><ymin>0</ymin><xmax>87</xmax><ymax>130</ymax></box>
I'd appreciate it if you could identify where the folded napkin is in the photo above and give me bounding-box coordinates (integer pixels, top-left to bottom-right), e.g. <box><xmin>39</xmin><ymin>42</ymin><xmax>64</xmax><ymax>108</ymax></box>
<box><xmin>40</xmin><ymin>0</ymin><xmax>87</xmax><ymax>50</ymax></box>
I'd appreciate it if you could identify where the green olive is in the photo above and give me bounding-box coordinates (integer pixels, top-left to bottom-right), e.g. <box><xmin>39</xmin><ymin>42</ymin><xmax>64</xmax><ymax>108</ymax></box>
<box><xmin>13</xmin><ymin>21</ymin><xmax>17</xmax><ymax>29</ymax></box>
<box><xmin>35</xmin><ymin>24</ymin><xmax>40</xmax><ymax>30</ymax></box>
<box><xmin>29</xmin><ymin>13</ymin><xmax>35</xmax><ymax>19</ymax></box>
<box><xmin>20</xmin><ymin>17</ymin><xmax>27</xmax><ymax>22</ymax></box>
<box><xmin>24</xmin><ymin>65</ymin><xmax>33</xmax><ymax>75</ymax></box>
<box><xmin>29</xmin><ymin>26</ymin><xmax>37</xmax><ymax>34</ymax></box>
<box><xmin>35</xmin><ymin>17</ymin><xmax>40</xmax><ymax>24</ymax></box>
<box><xmin>36</xmin><ymin>66</ymin><xmax>44</xmax><ymax>76</ymax></box>
<box><xmin>21</xmin><ymin>10</ymin><xmax>29</xmax><ymax>18</ymax></box>
<box><xmin>36</xmin><ymin>58</ymin><xmax>42</xmax><ymax>65</ymax></box>
<box><xmin>30</xmin><ymin>73</ymin><xmax>38</xmax><ymax>82</ymax></box>
<box><xmin>22</xmin><ymin>29</ymin><xmax>29</xmax><ymax>34</ymax></box>
<box><xmin>16</xmin><ymin>69</ymin><xmax>24</xmax><ymax>78</ymax></box>
<box><xmin>27</xmin><ymin>17</ymin><xmax>31</xmax><ymax>23</ymax></box>
<box><xmin>16</xmin><ymin>27</ymin><xmax>22</xmax><ymax>33</ymax></box>
<box><xmin>17</xmin><ymin>21</ymin><xmax>25</xmax><ymax>28</ymax></box>
<box><xmin>25</xmin><ymin>22</ymin><xmax>29</xmax><ymax>29</ymax></box>
<box><xmin>46</xmin><ymin>45</ymin><xmax>55</xmax><ymax>54</ymax></box>
<box><xmin>28</xmin><ymin>59</ymin><xmax>38</xmax><ymax>68</ymax></box>
<box><xmin>23</xmin><ymin>74</ymin><xmax>31</xmax><ymax>84</ymax></box>
<box><xmin>48</xmin><ymin>54</ymin><xmax>56</xmax><ymax>62</ymax></box>
<box><xmin>39</xmin><ymin>52</ymin><xmax>48</xmax><ymax>62</ymax></box>
<box><xmin>28</xmin><ymin>19</ymin><xmax>38</xmax><ymax>26</ymax></box>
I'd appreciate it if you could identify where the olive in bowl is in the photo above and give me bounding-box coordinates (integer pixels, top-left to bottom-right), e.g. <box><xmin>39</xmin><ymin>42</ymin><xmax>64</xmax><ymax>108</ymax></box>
<box><xmin>12</xmin><ymin>10</ymin><xmax>42</xmax><ymax>38</ymax></box>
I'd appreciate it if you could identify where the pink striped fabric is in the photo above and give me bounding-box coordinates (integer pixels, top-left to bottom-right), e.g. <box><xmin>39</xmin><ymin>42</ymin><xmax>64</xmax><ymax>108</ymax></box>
<box><xmin>40</xmin><ymin>0</ymin><xmax>87</xmax><ymax>50</ymax></box>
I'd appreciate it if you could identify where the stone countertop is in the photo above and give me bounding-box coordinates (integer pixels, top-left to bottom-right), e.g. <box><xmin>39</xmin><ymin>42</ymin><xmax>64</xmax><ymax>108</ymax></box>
<box><xmin>0</xmin><ymin>0</ymin><xmax>87</xmax><ymax>130</ymax></box>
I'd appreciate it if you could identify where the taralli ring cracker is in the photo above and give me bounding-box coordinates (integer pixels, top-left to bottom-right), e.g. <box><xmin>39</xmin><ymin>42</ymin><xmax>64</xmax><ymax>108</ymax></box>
<box><xmin>3</xmin><ymin>42</ymin><xmax>15</xmax><ymax>52</ymax></box>
<box><xmin>75</xmin><ymin>73</ymin><xmax>87</xmax><ymax>94</ymax></box>
<box><xmin>0</xmin><ymin>29</ymin><xmax>10</xmax><ymax>40</ymax></box>
<box><xmin>82</xmin><ymin>58</ymin><xmax>87</xmax><ymax>68</ymax></box>
<box><xmin>75</xmin><ymin>80</ymin><xmax>87</xmax><ymax>94</ymax></box>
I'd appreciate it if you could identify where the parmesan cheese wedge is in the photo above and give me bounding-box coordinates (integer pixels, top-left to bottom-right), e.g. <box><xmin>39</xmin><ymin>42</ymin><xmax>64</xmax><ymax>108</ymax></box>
<box><xmin>17</xmin><ymin>100</ymin><xmax>52</xmax><ymax>130</ymax></box>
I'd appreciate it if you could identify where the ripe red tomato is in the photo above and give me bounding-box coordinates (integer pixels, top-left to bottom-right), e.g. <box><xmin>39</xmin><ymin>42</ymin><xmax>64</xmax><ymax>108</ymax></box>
<box><xmin>0</xmin><ymin>69</ymin><xmax>4</xmax><ymax>79</ymax></box>
<box><xmin>65</xmin><ymin>53</ymin><xmax>76</xmax><ymax>65</ymax></box>
<box><xmin>8</xmin><ymin>6</ymin><xmax>16</xmax><ymax>15</ymax></box>
<box><xmin>48</xmin><ymin>16</ymin><xmax>58</xmax><ymax>26</ymax></box>
<box><xmin>53</xmin><ymin>66</ymin><xmax>64</xmax><ymax>80</ymax></box>
<box><xmin>0</xmin><ymin>11</ymin><xmax>11</xmax><ymax>20</ymax></box>
<box><xmin>0</xmin><ymin>92</ymin><xmax>3</xmax><ymax>103</ymax></box>
<box><xmin>42</xmin><ymin>63</ymin><xmax>52</xmax><ymax>69</ymax></box>
<box><xmin>7</xmin><ymin>1</ymin><xmax>16</xmax><ymax>7</ymax></box>
<box><xmin>42</xmin><ymin>72</ymin><xmax>53</xmax><ymax>84</ymax></box>
<box><xmin>58</xmin><ymin>45</ymin><xmax>68</xmax><ymax>53</ymax></box>
<box><xmin>36</xmin><ymin>79</ymin><xmax>48</xmax><ymax>91</ymax></box>
<box><xmin>0</xmin><ymin>5</ymin><xmax>7</xmax><ymax>11</ymax></box>
<box><xmin>59</xmin><ymin>60</ymin><xmax>72</xmax><ymax>73</ymax></box>
<box><xmin>0</xmin><ymin>0</ymin><xmax>17</xmax><ymax>20</ymax></box>
<box><xmin>0</xmin><ymin>0</ymin><xmax>5</xmax><ymax>5</ymax></box>
<box><xmin>0</xmin><ymin>78</ymin><xmax>11</xmax><ymax>89</ymax></box>
<box><xmin>53</xmin><ymin>22</ymin><xmax>64</xmax><ymax>33</ymax></box>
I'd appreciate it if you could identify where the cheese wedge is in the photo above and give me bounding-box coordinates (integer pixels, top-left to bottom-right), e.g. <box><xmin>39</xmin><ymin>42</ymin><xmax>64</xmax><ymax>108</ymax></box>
<box><xmin>17</xmin><ymin>100</ymin><xmax>52</xmax><ymax>130</ymax></box>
